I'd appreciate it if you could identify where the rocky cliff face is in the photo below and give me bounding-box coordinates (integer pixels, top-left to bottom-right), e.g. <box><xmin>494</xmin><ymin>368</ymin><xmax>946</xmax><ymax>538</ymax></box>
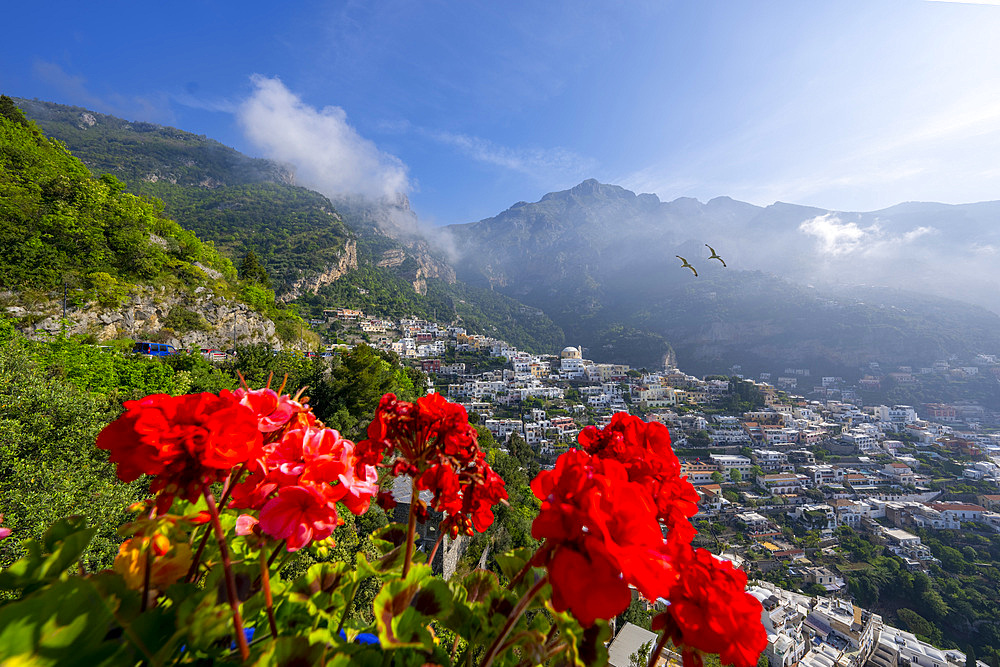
<box><xmin>279</xmin><ymin>239</ymin><xmax>359</xmax><ymax>301</ymax></box>
<box><xmin>6</xmin><ymin>287</ymin><xmax>280</xmax><ymax>350</ymax></box>
<box><xmin>332</xmin><ymin>194</ymin><xmax>458</xmax><ymax>293</ymax></box>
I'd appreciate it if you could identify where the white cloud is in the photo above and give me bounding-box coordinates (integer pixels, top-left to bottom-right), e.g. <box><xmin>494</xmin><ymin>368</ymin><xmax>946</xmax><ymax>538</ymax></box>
<box><xmin>799</xmin><ymin>214</ymin><xmax>875</xmax><ymax>256</ymax></box>
<box><xmin>799</xmin><ymin>214</ymin><xmax>942</xmax><ymax>259</ymax></box>
<box><xmin>902</xmin><ymin>226</ymin><xmax>936</xmax><ymax>242</ymax></box>
<box><xmin>238</xmin><ymin>75</ymin><xmax>410</xmax><ymax>201</ymax></box>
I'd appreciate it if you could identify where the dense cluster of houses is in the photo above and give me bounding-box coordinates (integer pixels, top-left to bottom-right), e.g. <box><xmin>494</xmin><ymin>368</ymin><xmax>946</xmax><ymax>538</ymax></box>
<box><xmin>324</xmin><ymin>309</ymin><xmax>999</xmax><ymax>667</ymax></box>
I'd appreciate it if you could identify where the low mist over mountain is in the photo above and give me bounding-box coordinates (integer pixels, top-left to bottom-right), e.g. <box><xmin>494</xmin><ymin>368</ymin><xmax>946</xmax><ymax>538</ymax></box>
<box><xmin>447</xmin><ymin>179</ymin><xmax>1000</xmax><ymax>313</ymax></box>
<box><xmin>445</xmin><ymin>180</ymin><xmax>1000</xmax><ymax>374</ymax></box>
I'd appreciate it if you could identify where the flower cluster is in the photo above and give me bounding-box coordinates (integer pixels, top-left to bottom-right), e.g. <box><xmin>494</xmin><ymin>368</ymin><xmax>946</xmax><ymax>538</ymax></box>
<box><xmin>359</xmin><ymin>393</ymin><xmax>507</xmax><ymax>537</ymax></box>
<box><xmin>96</xmin><ymin>387</ymin><xmax>379</xmax><ymax>553</ymax></box>
<box><xmin>97</xmin><ymin>392</ymin><xmax>263</xmax><ymax>513</ymax></box>
<box><xmin>654</xmin><ymin>548</ymin><xmax>767</xmax><ymax>667</ymax></box>
<box><xmin>530</xmin><ymin>449</ymin><xmax>676</xmax><ymax>626</ymax></box>
<box><xmin>531</xmin><ymin>413</ymin><xmax>766</xmax><ymax>667</ymax></box>
<box><xmin>228</xmin><ymin>388</ymin><xmax>379</xmax><ymax>551</ymax></box>
<box><xmin>578</xmin><ymin>413</ymin><xmax>701</xmax><ymax>548</ymax></box>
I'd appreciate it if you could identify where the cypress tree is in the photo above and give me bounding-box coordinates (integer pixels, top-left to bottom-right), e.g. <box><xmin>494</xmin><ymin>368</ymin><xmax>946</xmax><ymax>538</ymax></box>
<box><xmin>238</xmin><ymin>250</ymin><xmax>271</xmax><ymax>288</ymax></box>
<box><xmin>965</xmin><ymin>644</ymin><xmax>977</xmax><ymax>667</ymax></box>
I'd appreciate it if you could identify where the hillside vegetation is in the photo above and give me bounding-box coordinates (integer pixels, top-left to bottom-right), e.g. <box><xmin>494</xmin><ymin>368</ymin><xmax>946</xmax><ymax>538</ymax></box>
<box><xmin>0</xmin><ymin>96</ymin><xmax>235</xmax><ymax>294</ymax></box>
<box><xmin>16</xmin><ymin>97</ymin><xmax>566</xmax><ymax>352</ymax></box>
<box><xmin>13</xmin><ymin>97</ymin><xmax>352</xmax><ymax>295</ymax></box>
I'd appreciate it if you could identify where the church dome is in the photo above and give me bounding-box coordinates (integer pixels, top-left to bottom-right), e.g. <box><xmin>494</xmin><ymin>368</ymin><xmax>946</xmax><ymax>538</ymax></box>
<box><xmin>560</xmin><ymin>346</ymin><xmax>582</xmax><ymax>359</ymax></box>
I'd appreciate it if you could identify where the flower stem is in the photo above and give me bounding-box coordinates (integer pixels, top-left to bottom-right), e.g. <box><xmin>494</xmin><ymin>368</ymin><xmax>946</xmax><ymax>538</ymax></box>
<box><xmin>336</xmin><ymin>581</ymin><xmax>360</xmax><ymax>635</ymax></box>
<box><xmin>647</xmin><ymin>632</ymin><xmax>671</xmax><ymax>667</ymax></box>
<box><xmin>427</xmin><ymin>528</ymin><xmax>446</xmax><ymax>568</ymax></box>
<box><xmin>479</xmin><ymin>574</ymin><xmax>549</xmax><ymax>667</ymax></box>
<box><xmin>506</xmin><ymin>542</ymin><xmax>549</xmax><ymax>591</ymax></box>
<box><xmin>402</xmin><ymin>477</ymin><xmax>419</xmax><ymax>578</ymax></box>
<box><xmin>506</xmin><ymin>557</ymin><xmax>533</xmax><ymax>590</ymax></box>
<box><xmin>186</xmin><ymin>465</ymin><xmax>246</xmax><ymax>583</ymax></box>
<box><xmin>267</xmin><ymin>539</ymin><xmax>287</xmax><ymax>568</ymax></box>
<box><xmin>202</xmin><ymin>484</ymin><xmax>250</xmax><ymax>662</ymax></box>
<box><xmin>259</xmin><ymin>548</ymin><xmax>278</xmax><ymax>639</ymax></box>
<box><xmin>185</xmin><ymin>526</ymin><xmax>209</xmax><ymax>583</ymax></box>
<box><xmin>140</xmin><ymin>539</ymin><xmax>153</xmax><ymax>612</ymax></box>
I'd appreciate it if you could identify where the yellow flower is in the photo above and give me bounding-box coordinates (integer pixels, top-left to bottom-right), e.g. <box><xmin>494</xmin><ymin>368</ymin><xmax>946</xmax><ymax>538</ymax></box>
<box><xmin>114</xmin><ymin>536</ymin><xmax>193</xmax><ymax>589</ymax></box>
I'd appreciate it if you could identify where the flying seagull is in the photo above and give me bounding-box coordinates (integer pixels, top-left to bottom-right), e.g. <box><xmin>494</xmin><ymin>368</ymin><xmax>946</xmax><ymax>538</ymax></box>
<box><xmin>705</xmin><ymin>244</ymin><xmax>727</xmax><ymax>267</ymax></box>
<box><xmin>676</xmin><ymin>255</ymin><xmax>698</xmax><ymax>277</ymax></box>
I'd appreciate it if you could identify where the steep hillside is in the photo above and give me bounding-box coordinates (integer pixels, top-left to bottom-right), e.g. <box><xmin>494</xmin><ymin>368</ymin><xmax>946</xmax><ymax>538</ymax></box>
<box><xmin>446</xmin><ymin>180</ymin><xmax>1000</xmax><ymax>374</ymax></box>
<box><xmin>0</xmin><ymin>96</ymin><xmax>296</xmax><ymax>348</ymax></box>
<box><xmin>13</xmin><ymin>97</ymin><xmax>353</xmax><ymax>297</ymax></box>
<box><xmin>15</xmin><ymin>97</ymin><xmax>565</xmax><ymax>352</ymax></box>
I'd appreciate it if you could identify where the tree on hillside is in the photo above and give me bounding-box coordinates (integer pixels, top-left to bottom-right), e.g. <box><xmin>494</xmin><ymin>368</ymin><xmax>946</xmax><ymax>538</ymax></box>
<box><xmin>309</xmin><ymin>344</ymin><xmax>420</xmax><ymax>438</ymax></box>
<box><xmin>239</xmin><ymin>250</ymin><xmax>271</xmax><ymax>288</ymax></box>
<box><xmin>966</xmin><ymin>645</ymin><xmax>977</xmax><ymax>667</ymax></box>
<box><xmin>0</xmin><ymin>95</ymin><xmax>30</xmax><ymax>126</ymax></box>
<box><xmin>730</xmin><ymin>469</ymin><xmax>743</xmax><ymax>484</ymax></box>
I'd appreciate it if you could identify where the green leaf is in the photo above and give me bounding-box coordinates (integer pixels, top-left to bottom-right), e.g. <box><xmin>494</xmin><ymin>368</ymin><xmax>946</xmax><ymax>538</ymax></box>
<box><xmin>373</xmin><ymin>563</ymin><xmax>441</xmax><ymax>649</ymax></box>
<box><xmin>409</xmin><ymin>576</ymin><xmax>453</xmax><ymax>620</ymax></box>
<box><xmin>41</xmin><ymin>516</ymin><xmax>89</xmax><ymax>552</ymax></box>
<box><xmin>0</xmin><ymin>518</ymin><xmax>95</xmax><ymax>590</ymax></box>
<box><xmin>493</xmin><ymin>547</ymin><xmax>534</xmax><ymax>584</ymax></box>
<box><xmin>0</xmin><ymin>578</ymin><xmax>118</xmax><ymax>667</ymax></box>
<box><xmin>560</xmin><ymin>619</ymin><xmax>612</xmax><ymax>667</ymax></box>
<box><xmin>170</xmin><ymin>583</ymin><xmax>230</xmax><ymax>653</ymax></box>
<box><xmin>462</xmin><ymin>568</ymin><xmax>499</xmax><ymax>604</ymax></box>
<box><xmin>251</xmin><ymin>636</ymin><xmax>325</xmax><ymax>666</ymax></box>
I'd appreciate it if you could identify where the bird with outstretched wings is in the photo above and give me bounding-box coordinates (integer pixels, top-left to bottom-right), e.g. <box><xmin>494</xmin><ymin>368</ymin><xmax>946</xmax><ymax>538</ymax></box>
<box><xmin>676</xmin><ymin>255</ymin><xmax>698</xmax><ymax>277</ymax></box>
<box><xmin>705</xmin><ymin>244</ymin><xmax>726</xmax><ymax>267</ymax></box>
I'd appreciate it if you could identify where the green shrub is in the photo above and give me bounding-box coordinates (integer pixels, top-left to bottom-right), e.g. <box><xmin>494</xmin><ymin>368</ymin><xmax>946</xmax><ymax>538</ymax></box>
<box><xmin>162</xmin><ymin>305</ymin><xmax>209</xmax><ymax>332</ymax></box>
<box><xmin>86</xmin><ymin>272</ymin><xmax>129</xmax><ymax>307</ymax></box>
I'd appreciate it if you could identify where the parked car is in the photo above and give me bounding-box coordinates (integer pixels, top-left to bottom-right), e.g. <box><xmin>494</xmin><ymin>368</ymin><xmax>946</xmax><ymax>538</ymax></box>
<box><xmin>133</xmin><ymin>342</ymin><xmax>176</xmax><ymax>357</ymax></box>
<box><xmin>199</xmin><ymin>348</ymin><xmax>227</xmax><ymax>362</ymax></box>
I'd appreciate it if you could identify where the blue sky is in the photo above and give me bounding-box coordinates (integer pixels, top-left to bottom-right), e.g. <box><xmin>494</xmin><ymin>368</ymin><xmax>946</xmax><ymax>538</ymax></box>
<box><xmin>4</xmin><ymin>0</ymin><xmax>1000</xmax><ymax>225</ymax></box>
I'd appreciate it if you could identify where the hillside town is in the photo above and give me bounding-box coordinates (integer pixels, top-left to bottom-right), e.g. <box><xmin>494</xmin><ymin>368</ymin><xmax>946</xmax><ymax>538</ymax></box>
<box><xmin>320</xmin><ymin>307</ymin><xmax>1000</xmax><ymax>667</ymax></box>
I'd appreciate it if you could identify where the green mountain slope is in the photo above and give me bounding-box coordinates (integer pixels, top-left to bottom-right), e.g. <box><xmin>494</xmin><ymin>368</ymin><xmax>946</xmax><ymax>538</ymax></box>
<box><xmin>13</xmin><ymin>97</ymin><xmax>352</xmax><ymax>296</ymax></box>
<box><xmin>14</xmin><ymin>97</ymin><xmax>564</xmax><ymax>352</ymax></box>
<box><xmin>0</xmin><ymin>96</ymin><xmax>234</xmax><ymax>293</ymax></box>
<box><xmin>0</xmin><ymin>95</ymin><xmax>311</xmax><ymax>347</ymax></box>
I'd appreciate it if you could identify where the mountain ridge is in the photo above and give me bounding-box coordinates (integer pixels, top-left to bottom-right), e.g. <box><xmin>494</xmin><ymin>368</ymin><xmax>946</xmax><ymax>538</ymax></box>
<box><xmin>442</xmin><ymin>179</ymin><xmax>1000</xmax><ymax>374</ymax></box>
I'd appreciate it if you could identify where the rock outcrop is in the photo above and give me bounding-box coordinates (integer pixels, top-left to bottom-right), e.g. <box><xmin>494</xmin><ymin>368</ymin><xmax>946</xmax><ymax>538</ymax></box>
<box><xmin>9</xmin><ymin>287</ymin><xmax>280</xmax><ymax>350</ymax></box>
<box><xmin>278</xmin><ymin>239</ymin><xmax>358</xmax><ymax>301</ymax></box>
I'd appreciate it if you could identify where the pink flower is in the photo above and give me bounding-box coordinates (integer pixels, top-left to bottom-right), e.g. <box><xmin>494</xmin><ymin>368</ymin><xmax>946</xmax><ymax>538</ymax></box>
<box><xmin>235</xmin><ymin>514</ymin><xmax>259</xmax><ymax>536</ymax></box>
<box><xmin>233</xmin><ymin>388</ymin><xmax>312</xmax><ymax>433</ymax></box>
<box><xmin>257</xmin><ymin>485</ymin><xmax>340</xmax><ymax>552</ymax></box>
<box><xmin>0</xmin><ymin>514</ymin><xmax>10</xmax><ymax>542</ymax></box>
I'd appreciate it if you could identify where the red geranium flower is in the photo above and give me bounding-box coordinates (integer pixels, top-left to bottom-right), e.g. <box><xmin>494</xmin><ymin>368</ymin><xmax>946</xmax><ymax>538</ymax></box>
<box><xmin>229</xmin><ymin>424</ymin><xmax>379</xmax><ymax>549</ymax></box>
<box><xmin>654</xmin><ymin>548</ymin><xmax>767</xmax><ymax>667</ymax></box>
<box><xmin>96</xmin><ymin>392</ymin><xmax>263</xmax><ymax>513</ymax></box>
<box><xmin>257</xmin><ymin>485</ymin><xmax>340</xmax><ymax>552</ymax></box>
<box><xmin>360</xmin><ymin>393</ymin><xmax>507</xmax><ymax>537</ymax></box>
<box><xmin>232</xmin><ymin>387</ymin><xmax>313</xmax><ymax>434</ymax></box>
<box><xmin>530</xmin><ymin>449</ymin><xmax>679</xmax><ymax>623</ymax></box>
